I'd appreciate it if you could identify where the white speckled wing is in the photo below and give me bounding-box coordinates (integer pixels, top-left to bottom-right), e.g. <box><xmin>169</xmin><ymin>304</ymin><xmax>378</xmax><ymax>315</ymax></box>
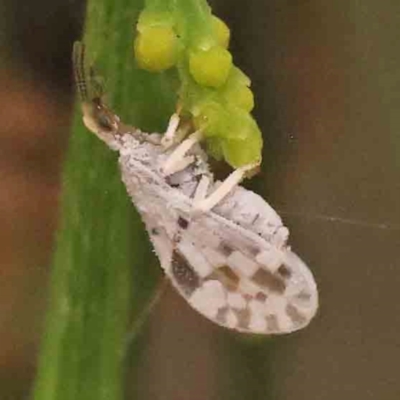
<box><xmin>117</xmin><ymin>134</ymin><xmax>318</xmax><ymax>334</ymax></box>
<box><xmin>164</xmin><ymin>208</ymin><xmax>318</xmax><ymax>334</ymax></box>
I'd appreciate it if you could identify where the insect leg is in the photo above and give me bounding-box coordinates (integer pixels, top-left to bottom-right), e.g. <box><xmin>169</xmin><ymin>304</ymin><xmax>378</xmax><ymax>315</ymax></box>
<box><xmin>161</xmin><ymin>130</ymin><xmax>203</xmax><ymax>176</ymax></box>
<box><xmin>161</xmin><ymin>113</ymin><xmax>181</xmax><ymax>148</ymax></box>
<box><xmin>163</xmin><ymin>154</ymin><xmax>196</xmax><ymax>176</ymax></box>
<box><xmin>193</xmin><ymin>174</ymin><xmax>211</xmax><ymax>203</ymax></box>
<box><xmin>161</xmin><ymin>109</ymin><xmax>193</xmax><ymax>149</ymax></box>
<box><xmin>193</xmin><ymin>163</ymin><xmax>259</xmax><ymax>212</ymax></box>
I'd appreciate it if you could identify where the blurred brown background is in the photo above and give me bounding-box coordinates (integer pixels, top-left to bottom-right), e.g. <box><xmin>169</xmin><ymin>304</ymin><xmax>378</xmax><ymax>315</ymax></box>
<box><xmin>1</xmin><ymin>0</ymin><xmax>400</xmax><ymax>399</ymax></box>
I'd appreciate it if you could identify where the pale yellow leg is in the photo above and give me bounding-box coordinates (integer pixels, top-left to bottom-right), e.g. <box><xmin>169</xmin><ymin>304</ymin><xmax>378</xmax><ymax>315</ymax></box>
<box><xmin>193</xmin><ymin>163</ymin><xmax>259</xmax><ymax>212</ymax></box>
<box><xmin>161</xmin><ymin>113</ymin><xmax>180</xmax><ymax>149</ymax></box>
<box><xmin>161</xmin><ymin>130</ymin><xmax>203</xmax><ymax>176</ymax></box>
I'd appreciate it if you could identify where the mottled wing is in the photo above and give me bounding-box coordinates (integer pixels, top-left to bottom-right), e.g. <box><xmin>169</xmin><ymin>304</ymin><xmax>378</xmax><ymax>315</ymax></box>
<box><xmin>117</xmin><ymin>139</ymin><xmax>317</xmax><ymax>334</ymax></box>
<box><xmin>165</xmin><ymin>212</ymin><xmax>318</xmax><ymax>334</ymax></box>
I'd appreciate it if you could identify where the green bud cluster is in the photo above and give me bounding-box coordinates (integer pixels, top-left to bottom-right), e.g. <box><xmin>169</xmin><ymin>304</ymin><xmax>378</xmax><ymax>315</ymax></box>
<box><xmin>133</xmin><ymin>0</ymin><xmax>262</xmax><ymax>168</ymax></box>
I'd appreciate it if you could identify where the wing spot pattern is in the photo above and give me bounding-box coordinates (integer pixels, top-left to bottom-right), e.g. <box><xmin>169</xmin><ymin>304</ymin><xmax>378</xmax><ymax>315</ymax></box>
<box><xmin>295</xmin><ymin>290</ymin><xmax>311</xmax><ymax>301</ymax></box>
<box><xmin>178</xmin><ymin>216</ymin><xmax>189</xmax><ymax>229</ymax></box>
<box><xmin>171</xmin><ymin>251</ymin><xmax>201</xmax><ymax>296</ymax></box>
<box><xmin>150</xmin><ymin>227</ymin><xmax>159</xmax><ymax>236</ymax></box>
<box><xmin>219</xmin><ymin>242</ymin><xmax>234</xmax><ymax>257</ymax></box>
<box><xmin>255</xmin><ymin>292</ymin><xmax>268</xmax><ymax>302</ymax></box>
<box><xmin>208</xmin><ymin>265</ymin><xmax>240</xmax><ymax>292</ymax></box>
<box><xmin>286</xmin><ymin>303</ymin><xmax>307</xmax><ymax>325</ymax></box>
<box><xmin>251</xmin><ymin>268</ymin><xmax>286</xmax><ymax>293</ymax></box>
<box><xmin>291</xmin><ymin>290</ymin><xmax>313</xmax><ymax>308</ymax></box>
<box><xmin>234</xmin><ymin>308</ymin><xmax>251</xmax><ymax>329</ymax></box>
<box><xmin>277</xmin><ymin>264</ymin><xmax>292</xmax><ymax>278</ymax></box>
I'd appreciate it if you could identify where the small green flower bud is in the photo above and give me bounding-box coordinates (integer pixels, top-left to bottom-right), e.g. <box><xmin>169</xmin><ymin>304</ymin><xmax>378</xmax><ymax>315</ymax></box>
<box><xmin>212</xmin><ymin>15</ymin><xmax>230</xmax><ymax>49</ymax></box>
<box><xmin>221</xmin><ymin>113</ymin><xmax>262</xmax><ymax>167</ymax></box>
<box><xmin>224</xmin><ymin>85</ymin><xmax>254</xmax><ymax>112</ymax></box>
<box><xmin>134</xmin><ymin>26</ymin><xmax>178</xmax><ymax>72</ymax></box>
<box><xmin>189</xmin><ymin>46</ymin><xmax>232</xmax><ymax>88</ymax></box>
<box><xmin>192</xmin><ymin>101</ymin><xmax>224</xmax><ymax>136</ymax></box>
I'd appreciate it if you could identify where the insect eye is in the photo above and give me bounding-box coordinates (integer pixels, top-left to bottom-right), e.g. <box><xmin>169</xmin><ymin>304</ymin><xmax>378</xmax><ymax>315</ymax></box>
<box><xmin>92</xmin><ymin>101</ymin><xmax>117</xmax><ymax>132</ymax></box>
<box><xmin>96</xmin><ymin>112</ymin><xmax>115</xmax><ymax>131</ymax></box>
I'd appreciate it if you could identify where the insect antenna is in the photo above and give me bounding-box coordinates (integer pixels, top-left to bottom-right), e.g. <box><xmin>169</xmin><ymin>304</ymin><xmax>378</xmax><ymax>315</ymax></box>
<box><xmin>72</xmin><ymin>41</ymin><xmax>123</xmax><ymax>137</ymax></box>
<box><xmin>72</xmin><ymin>41</ymin><xmax>90</xmax><ymax>102</ymax></box>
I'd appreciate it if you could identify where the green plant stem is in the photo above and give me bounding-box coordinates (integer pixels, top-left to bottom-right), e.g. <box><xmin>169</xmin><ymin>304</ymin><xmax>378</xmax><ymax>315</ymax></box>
<box><xmin>32</xmin><ymin>0</ymin><xmax>173</xmax><ymax>399</ymax></box>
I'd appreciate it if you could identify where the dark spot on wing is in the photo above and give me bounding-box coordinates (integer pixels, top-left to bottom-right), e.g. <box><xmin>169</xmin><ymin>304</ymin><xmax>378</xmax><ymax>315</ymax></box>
<box><xmin>255</xmin><ymin>292</ymin><xmax>268</xmax><ymax>302</ymax></box>
<box><xmin>295</xmin><ymin>290</ymin><xmax>311</xmax><ymax>301</ymax></box>
<box><xmin>234</xmin><ymin>308</ymin><xmax>251</xmax><ymax>329</ymax></box>
<box><xmin>286</xmin><ymin>303</ymin><xmax>307</xmax><ymax>325</ymax></box>
<box><xmin>277</xmin><ymin>264</ymin><xmax>292</xmax><ymax>279</ymax></box>
<box><xmin>252</xmin><ymin>268</ymin><xmax>286</xmax><ymax>293</ymax></box>
<box><xmin>247</xmin><ymin>246</ymin><xmax>260</xmax><ymax>257</ymax></box>
<box><xmin>219</xmin><ymin>242</ymin><xmax>233</xmax><ymax>257</ymax></box>
<box><xmin>171</xmin><ymin>251</ymin><xmax>200</xmax><ymax>296</ymax></box>
<box><xmin>178</xmin><ymin>216</ymin><xmax>189</xmax><ymax>230</ymax></box>
<box><xmin>292</xmin><ymin>290</ymin><xmax>312</xmax><ymax>307</ymax></box>
<box><xmin>150</xmin><ymin>228</ymin><xmax>159</xmax><ymax>236</ymax></box>
<box><xmin>208</xmin><ymin>265</ymin><xmax>240</xmax><ymax>292</ymax></box>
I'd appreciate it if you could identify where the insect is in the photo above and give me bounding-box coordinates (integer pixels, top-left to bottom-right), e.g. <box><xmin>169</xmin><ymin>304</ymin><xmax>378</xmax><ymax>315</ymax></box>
<box><xmin>72</xmin><ymin>42</ymin><xmax>318</xmax><ymax>334</ymax></box>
